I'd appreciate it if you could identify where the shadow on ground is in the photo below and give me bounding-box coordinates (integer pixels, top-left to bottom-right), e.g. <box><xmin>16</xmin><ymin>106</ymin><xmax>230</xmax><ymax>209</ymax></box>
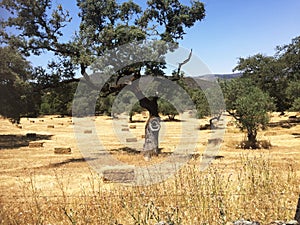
<box><xmin>0</xmin><ymin>134</ymin><xmax>53</xmax><ymax>150</ymax></box>
<box><xmin>47</xmin><ymin>157</ymin><xmax>96</xmax><ymax>168</ymax></box>
<box><xmin>110</xmin><ymin>147</ymin><xmax>141</xmax><ymax>154</ymax></box>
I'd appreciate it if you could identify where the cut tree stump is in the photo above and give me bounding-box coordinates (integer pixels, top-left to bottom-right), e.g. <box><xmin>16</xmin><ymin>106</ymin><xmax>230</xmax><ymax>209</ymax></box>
<box><xmin>126</xmin><ymin>138</ymin><xmax>137</xmax><ymax>143</ymax></box>
<box><xmin>102</xmin><ymin>166</ymin><xmax>135</xmax><ymax>183</ymax></box>
<box><xmin>28</xmin><ymin>142</ymin><xmax>44</xmax><ymax>148</ymax></box>
<box><xmin>47</xmin><ymin>125</ymin><xmax>55</xmax><ymax>128</ymax></box>
<box><xmin>54</xmin><ymin>147</ymin><xmax>71</xmax><ymax>154</ymax></box>
<box><xmin>30</xmin><ymin>120</ymin><xmax>35</xmax><ymax>123</ymax></box>
<box><xmin>39</xmin><ymin>119</ymin><xmax>44</xmax><ymax>122</ymax></box>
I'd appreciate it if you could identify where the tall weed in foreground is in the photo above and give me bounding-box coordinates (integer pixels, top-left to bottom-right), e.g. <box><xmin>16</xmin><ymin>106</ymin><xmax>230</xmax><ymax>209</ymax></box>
<box><xmin>0</xmin><ymin>155</ymin><xmax>299</xmax><ymax>225</ymax></box>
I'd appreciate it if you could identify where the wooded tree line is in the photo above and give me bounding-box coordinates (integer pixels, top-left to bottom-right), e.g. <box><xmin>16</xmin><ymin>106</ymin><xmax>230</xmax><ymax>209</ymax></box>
<box><xmin>1</xmin><ymin>35</ymin><xmax>299</xmax><ymax>120</ymax></box>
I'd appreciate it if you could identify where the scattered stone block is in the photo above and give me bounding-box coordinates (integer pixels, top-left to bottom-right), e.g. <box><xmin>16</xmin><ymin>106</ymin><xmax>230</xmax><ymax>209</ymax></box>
<box><xmin>126</xmin><ymin>138</ymin><xmax>137</xmax><ymax>142</ymax></box>
<box><xmin>102</xmin><ymin>166</ymin><xmax>135</xmax><ymax>183</ymax></box>
<box><xmin>47</xmin><ymin>125</ymin><xmax>55</xmax><ymax>128</ymax></box>
<box><xmin>29</xmin><ymin>142</ymin><xmax>44</xmax><ymax>148</ymax></box>
<box><xmin>233</xmin><ymin>220</ymin><xmax>260</xmax><ymax>225</ymax></box>
<box><xmin>54</xmin><ymin>147</ymin><xmax>71</xmax><ymax>154</ymax></box>
<box><xmin>122</xmin><ymin>128</ymin><xmax>130</xmax><ymax>131</ymax></box>
<box><xmin>84</xmin><ymin>130</ymin><xmax>92</xmax><ymax>134</ymax></box>
<box><xmin>26</xmin><ymin>133</ymin><xmax>36</xmax><ymax>139</ymax></box>
<box><xmin>141</xmin><ymin>134</ymin><xmax>145</xmax><ymax>138</ymax></box>
<box><xmin>129</xmin><ymin>125</ymin><xmax>136</xmax><ymax>129</ymax></box>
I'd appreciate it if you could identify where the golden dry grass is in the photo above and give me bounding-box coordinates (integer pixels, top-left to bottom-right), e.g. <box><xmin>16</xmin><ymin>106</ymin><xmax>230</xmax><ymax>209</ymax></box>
<box><xmin>0</xmin><ymin>112</ymin><xmax>299</xmax><ymax>224</ymax></box>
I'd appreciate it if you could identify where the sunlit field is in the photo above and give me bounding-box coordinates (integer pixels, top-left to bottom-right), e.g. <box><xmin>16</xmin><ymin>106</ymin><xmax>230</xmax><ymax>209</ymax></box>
<box><xmin>0</xmin><ymin>112</ymin><xmax>299</xmax><ymax>224</ymax></box>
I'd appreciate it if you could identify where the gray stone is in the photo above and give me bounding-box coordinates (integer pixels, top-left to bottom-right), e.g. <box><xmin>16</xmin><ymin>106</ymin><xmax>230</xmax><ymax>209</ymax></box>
<box><xmin>28</xmin><ymin>142</ymin><xmax>44</xmax><ymax>148</ymax></box>
<box><xmin>84</xmin><ymin>130</ymin><xmax>92</xmax><ymax>134</ymax></box>
<box><xmin>126</xmin><ymin>138</ymin><xmax>137</xmax><ymax>142</ymax></box>
<box><xmin>154</xmin><ymin>222</ymin><xmax>174</xmax><ymax>225</ymax></box>
<box><xmin>234</xmin><ymin>220</ymin><xmax>260</xmax><ymax>225</ymax></box>
<box><xmin>102</xmin><ymin>166</ymin><xmax>135</xmax><ymax>183</ymax></box>
<box><xmin>54</xmin><ymin>147</ymin><xmax>71</xmax><ymax>154</ymax></box>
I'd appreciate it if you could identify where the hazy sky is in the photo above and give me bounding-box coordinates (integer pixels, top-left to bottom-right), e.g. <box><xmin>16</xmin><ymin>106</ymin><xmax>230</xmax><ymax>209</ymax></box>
<box><xmin>4</xmin><ymin>0</ymin><xmax>300</xmax><ymax>75</ymax></box>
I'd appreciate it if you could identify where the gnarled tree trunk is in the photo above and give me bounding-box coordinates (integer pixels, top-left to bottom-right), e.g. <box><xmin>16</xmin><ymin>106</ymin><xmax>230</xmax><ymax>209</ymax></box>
<box><xmin>139</xmin><ymin>96</ymin><xmax>160</xmax><ymax>160</ymax></box>
<box><xmin>143</xmin><ymin>116</ymin><xmax>161</xmax><ymax>159</ymax></box>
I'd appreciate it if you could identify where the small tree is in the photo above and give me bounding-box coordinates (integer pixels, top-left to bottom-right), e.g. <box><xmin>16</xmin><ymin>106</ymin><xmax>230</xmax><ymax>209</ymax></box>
<box><xmin>158</xmin><ymin>99</ymin><xmax>179</xmax><ymax>121</ymax></box>
<box><xmin>222</xmin><ymin>78</ymin><xmax>275</xmax><ymax>149</ymax></box>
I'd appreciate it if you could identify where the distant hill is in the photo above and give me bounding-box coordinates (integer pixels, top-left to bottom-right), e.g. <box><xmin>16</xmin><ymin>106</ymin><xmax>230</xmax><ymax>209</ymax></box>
<box><xmin>183</xmin><ymin>73</ymin><xmax>242</xmax><ymax>90</ymax></box>
<box><xmin>194</xmin><ymin>73</ymin><xmax>243</xmax><ymax>81</ymax></box>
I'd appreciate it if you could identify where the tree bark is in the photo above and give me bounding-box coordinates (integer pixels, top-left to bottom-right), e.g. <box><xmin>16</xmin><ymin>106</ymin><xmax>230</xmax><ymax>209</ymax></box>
<box><xmin>139</xmin><ymin>96</ymin><xmax>161</xmax><ymax>160</ymax></box>
<box><xmin>143</xmin><ymin>116</ymin><xmax>161</xmax><ymax>159</ymax></box>
<box><xmin>126</xmin><ymin>78</ymin><xmax>161</xmax><ymax>159</ymax></box>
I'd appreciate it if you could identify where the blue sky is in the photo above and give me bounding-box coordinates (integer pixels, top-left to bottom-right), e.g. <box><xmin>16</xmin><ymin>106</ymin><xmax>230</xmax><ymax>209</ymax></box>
<box><xmin>3</xmin><ymin>0</ymin><xmax>300</xmax><ymax>74</ymax></box>
<box><xmin>179</xmin><ymin>0</ymin><xmax>300</xmax><ymax>74</ymax></box>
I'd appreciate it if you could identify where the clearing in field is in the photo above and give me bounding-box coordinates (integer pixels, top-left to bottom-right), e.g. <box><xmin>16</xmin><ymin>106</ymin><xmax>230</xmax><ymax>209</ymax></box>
<box><xmin>0</xmin><ymin>112</ymin><xmax>299</xmax><ymax>224</ymax></box>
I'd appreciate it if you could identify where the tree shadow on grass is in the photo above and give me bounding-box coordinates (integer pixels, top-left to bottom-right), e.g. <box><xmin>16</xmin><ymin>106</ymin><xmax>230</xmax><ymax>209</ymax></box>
<box><xmin>110</xmin><ymin>147</ymin><xmax>141</xmax><ymax>154</ymax></box>
<box><xmin>162</xmin><ymin>118</ymin><xmax>185</xmax><ymax>122</ymax></box>
<box><xmin>47</xmin><ymin>157</ymin><xmax>96</xmax><ymax>168</ymax></box>
<box><xmin>0</xmin><ymin>134</ymin><xmax>53</xmax><ymax>150</ymax></box>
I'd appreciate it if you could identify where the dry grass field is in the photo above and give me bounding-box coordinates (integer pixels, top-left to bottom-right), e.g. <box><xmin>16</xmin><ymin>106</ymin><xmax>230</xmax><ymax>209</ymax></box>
<box><xmin>0</xmin><ymin>112</ymin><xmax>299</xmax><ymax>224</ymax></box>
